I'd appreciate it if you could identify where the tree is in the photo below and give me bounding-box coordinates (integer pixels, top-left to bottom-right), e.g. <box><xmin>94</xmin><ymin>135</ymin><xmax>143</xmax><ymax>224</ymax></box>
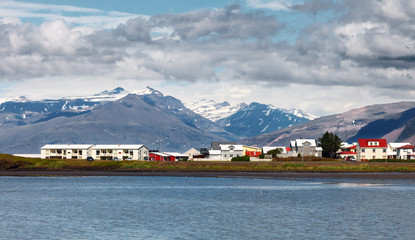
<box><xmin>318</xmin><ymin>131</ymin><xmax>342</xmax><ymax>158</ymax></box>
<box><xmin>267</xmin><ymin>148</ymin><xmax>282</xmax><ymax>157</ymax></box>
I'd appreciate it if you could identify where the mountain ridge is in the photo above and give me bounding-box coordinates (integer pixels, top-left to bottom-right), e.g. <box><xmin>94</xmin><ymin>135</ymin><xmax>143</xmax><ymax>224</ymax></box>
<box><xmin>242</xmin><ymin>101</ymin><xmax>415</xmax><ymax>147</ymax></box>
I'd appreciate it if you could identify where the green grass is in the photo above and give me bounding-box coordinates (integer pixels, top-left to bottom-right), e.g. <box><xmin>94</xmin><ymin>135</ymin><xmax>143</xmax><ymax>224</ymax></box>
<box><xmin>2</xmin><ymin>154</ymin><xmax>415</xmax><ymax>172</ymax></box>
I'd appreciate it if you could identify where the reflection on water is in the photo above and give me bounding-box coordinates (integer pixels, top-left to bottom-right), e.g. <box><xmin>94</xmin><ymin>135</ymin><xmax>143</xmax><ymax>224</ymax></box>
<box><xmin>1</xmin><ymin>176</ymin><xmax>415</xmax><ymax>239</ymax></box>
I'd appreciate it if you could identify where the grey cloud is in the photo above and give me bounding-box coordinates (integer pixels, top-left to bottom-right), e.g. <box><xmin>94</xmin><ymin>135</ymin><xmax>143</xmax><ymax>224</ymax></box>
<box><xmin>117</xmin><ymin>4</ymin><xmax>284</xmax><ymax>41</ymax></box>
<box><xmin>1</xmin><ymin>1</ymin><xmax>415</xmax><ymax>94</ymax></box>
<box><xmin>290</xmin><ymin>0</ymin><xmax>333</xmax><ymax>15</ymax></box>
<box><xmin>113</xmin><ymin>17</ymin><xmax>152</xmax><ymax>43</ymax></box>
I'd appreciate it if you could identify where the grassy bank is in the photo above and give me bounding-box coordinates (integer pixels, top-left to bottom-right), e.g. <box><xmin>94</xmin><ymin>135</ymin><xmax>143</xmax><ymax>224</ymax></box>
<box><xmin>2</xmin><ymin>154</ymin><xmax>415</xmax><ymax>173</ymax></box>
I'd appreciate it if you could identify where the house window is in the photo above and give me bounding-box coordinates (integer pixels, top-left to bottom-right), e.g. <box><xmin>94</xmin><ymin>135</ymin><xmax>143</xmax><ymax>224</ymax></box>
<box><xmin>373</xmin><ymin>149</ymin><xmax>376</xmax><ymax>153</ymax></box>
<box><xmin>102</xmin><ymin>150</ymin><xmax>107</xmax><ymax>154</ymax></box>
<box><xmin>230</xmin><ymin>154</ymin><xmax>233</xmax><ymax>157</ymax></box>
<box><xmin>383</xmin><ymin>149</ymin><xmax>386</xmax><ymax>153</ymax></box>
<box><xmin>96</xmin><ymin>150</ymin><xmax>100</xmax><ymax>155</ymax></box>
<box><xmin>362</xmin><ymin>149</ymin><xmax>365</xmax><ymax>153</ymax></box>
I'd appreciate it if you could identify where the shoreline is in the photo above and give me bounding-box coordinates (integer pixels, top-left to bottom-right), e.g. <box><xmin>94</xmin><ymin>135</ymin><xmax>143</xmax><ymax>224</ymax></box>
<box><xmin>2</xmin><ymin>170</ymin><xmax>415</xmax><ymax>179</ymax></box>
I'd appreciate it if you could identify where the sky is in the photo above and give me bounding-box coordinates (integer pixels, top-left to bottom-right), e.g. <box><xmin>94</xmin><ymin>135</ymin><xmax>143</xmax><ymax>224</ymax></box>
<box><xmin>0</xmin><ymin>0</ymin><xmax>415</xmax><ymax>116</ymax></box>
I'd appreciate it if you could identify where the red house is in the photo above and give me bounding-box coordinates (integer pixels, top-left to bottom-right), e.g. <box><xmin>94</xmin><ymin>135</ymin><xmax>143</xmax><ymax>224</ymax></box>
<box><xmin>149</xmin><ymin>152</ymin><xmax>172</xmax><ymax>161</ymax></box>
<box><xmin>164</xmin><ymin>152</ymin><xmax>188</xmax><ymax>161</ymax></box>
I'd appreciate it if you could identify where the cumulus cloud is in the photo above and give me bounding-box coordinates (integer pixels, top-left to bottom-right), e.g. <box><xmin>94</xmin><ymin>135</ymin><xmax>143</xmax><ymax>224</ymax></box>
<box><xmin>1</xmin><ymin>0</ymin><xmax>415</xmax><ymax>106</ymax></box>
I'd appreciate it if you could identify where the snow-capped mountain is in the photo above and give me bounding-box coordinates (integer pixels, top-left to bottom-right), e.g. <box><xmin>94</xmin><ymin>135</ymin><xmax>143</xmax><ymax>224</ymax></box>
<box><xmin>63</xmin><ymin>87</ymin><xmax>129</xmax><ymax>102</ymax></box>
<box><xmin>215</xmin><ymin>102</ymin><xmax>312</xmax><ymax>138</ymax></box>
<box><xmin>243</xmin><ymin>101</ymin><xmax>415</xmax><ymax>147</ymax></box>
<box><xmin>0</xmin><ymin>86</ymin><xmax>237</xmax><ymax>153</ymax></box>
<box><xmin>0</xmin><ymin>96</ymin><xmax>30</xmax><ymax>105</ymax></box>
<box><xmin>0</xmin><ymin>86</ymin><xmax>318</xmax><ymax>153</ymax></box>
<box><xmin>186</xmin><ymin>99</ymin><xmax>247</xmax><ymax>122</ymax></box>
<box><xmin>187</xmin><ymin>99</ymin><xmax>317</xmax><ymax>122</ymax></box>
<box><xmin>281</xmin><ymin>109</ymin><xmax>317</xmax><ymax>121</ymax></box>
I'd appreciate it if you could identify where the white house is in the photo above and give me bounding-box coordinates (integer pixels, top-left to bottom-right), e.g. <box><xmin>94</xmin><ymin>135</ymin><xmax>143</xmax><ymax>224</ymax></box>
<box><xmin>356</xmin><ymin>139</ymin><xmax>388</xmax><ymax>161</ymax></box>
<box><xmin>387</xmin><ymin>142</ymin><xmax>411</xmax><ymax>159</ymax></box>
<box><xmin>207</xmin><ymin>150</ymin><xmax>222</xmax><ymax>160</ymax></box>
<box><xmin>220</xmin><ymin>144</ymin><xmax>244</xmax><ymax>160</ymax></box>
<box><xmin>91</xmin><ymin>144</ymin><xmax>149</xmax><ymax>161</ymax></box>
<box><xmin>396</xmin><ymin>145</ymin><xmax>415</xmax><ymax>160</ymax></box>
<box><xmin>290</xmin><ymin>139</ymin><xmax>322</xmax><ymax>157</ymax></box>
<box><xmin>40</xmin><ymin>144</ymin><xmax>93</xmax><ymax>159</ymax></box>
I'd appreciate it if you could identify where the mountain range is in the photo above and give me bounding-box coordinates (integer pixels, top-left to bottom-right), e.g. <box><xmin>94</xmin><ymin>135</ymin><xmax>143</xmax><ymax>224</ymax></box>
<box><xmin>3</xmin><ymin>86</ymin><xmax>415</xmax><ymax>154</ymax></box>
<box><xmin>0</xmin><ymin>87</ymin><xmax>314</xmax><ymax>153</ymax></box>
<box><xmin>243</xmin><ymin>101</ymin><xmax>415</xmax><ymax>147</ymax></box>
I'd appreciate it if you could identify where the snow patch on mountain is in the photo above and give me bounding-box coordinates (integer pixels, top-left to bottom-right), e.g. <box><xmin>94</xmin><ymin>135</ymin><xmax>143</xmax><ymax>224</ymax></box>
<box><xmin>131</xmin><ymin>86</ymin><xmax>164</xmax><ymax>96</ymax></box>
<box><xmin>186</xmin><ymin>99</ymin><xmax>246</xmax><ymax>122</ymax></box>
<box><xmin>281</xmin><ymin>108</ymin><xmax>318</xmax><ymax>120</ymax></box>
<box><xmin>0</xmin><ymin>96</ymin><xmax>30</xmax><ymax>104</ymax></box>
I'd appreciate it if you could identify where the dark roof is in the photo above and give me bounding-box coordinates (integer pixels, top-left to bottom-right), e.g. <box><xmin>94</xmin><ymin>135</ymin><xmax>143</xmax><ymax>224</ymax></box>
<box><xmin>211</xmin><ymin>141</ymin><xmax>237</xmax><ymax>150</ymax></box>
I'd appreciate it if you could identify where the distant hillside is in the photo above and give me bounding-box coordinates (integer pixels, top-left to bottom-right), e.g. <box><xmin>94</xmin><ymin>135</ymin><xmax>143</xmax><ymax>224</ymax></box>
<box><xmin>349</xmin><ymin>107</ymin><xmax>415</xmax><ymax>143</ymax></box>
<box><xmin>216</xmin><ymin>102</ymin><xmax>311</xmax><ymax>138</ymax></box>
<box><xmin>243</xmin><ymin>101</ymin><xmax>415</xmax><ymax>147</ymax></box>
<box><xmin>0</xmin><ymin>95</ymin><xmax>226</xmax><ymax>154</ymax></box>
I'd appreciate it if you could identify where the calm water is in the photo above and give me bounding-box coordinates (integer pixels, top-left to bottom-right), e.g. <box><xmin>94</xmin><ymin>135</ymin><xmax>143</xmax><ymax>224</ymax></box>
<box><xmin>1</xmin><ymin>176</ymin><xmax>415</xmax><ymax>239</ymax></box>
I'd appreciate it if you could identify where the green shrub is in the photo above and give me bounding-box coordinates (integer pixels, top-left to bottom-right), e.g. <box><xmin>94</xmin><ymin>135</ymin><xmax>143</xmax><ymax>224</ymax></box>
<box><xmin>231</xmin><ymin>155</ymin><xmax>250</xmax><ymax>161</ymax></box>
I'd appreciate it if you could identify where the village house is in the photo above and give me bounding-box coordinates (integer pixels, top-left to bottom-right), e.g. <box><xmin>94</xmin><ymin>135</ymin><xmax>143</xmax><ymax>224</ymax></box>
<box><xmin>262</xmin><ymin>146</ymin><xmax>291</xmax><ymax>158</ymax></box>
<box><xmin>202</xmin><ymin>143</ymin><xmax>244</xmax><ymax>161</ymax></box>
<box><xmin>207</xmin><ymin>149</ymin><xmax>222</xmax><ymax>160</ymax></box>
<box><xmin>149</xmin><ymin>152</ymin><xmax>171</xmax><ymax>161</ymax></box>
<box><xmin>356</xmin><ymin>139</ymin><xmax>388</xmax><ymax>161</ymax></box>
<box><xmin>387</xmin><ymin>142</ymin><xmax>411</xmax><ymax>159</ymax></box>
<box><xmin>164</xmin><ymin>152</ymin><xmax>188</xmax><ymax>161</ymax></box>
<box><xmin>184</xmin><ymin>148</ymin><xmax>201</xmax><ymax>160</ymax></box>
<box><xmin>396</xmin><ymin>144</ymin><xmax>415</xmax><ymax>160</ymax></box>
<box><xmin>290</xmin><ymin>139</ymin><xmax>322</xmax><ymax>157</ymax></box>
<box><xmin>338</xmin><ymin>142</ymin><xmax>357</xmax><ymax>160</ymax></box>
<box><xmin>91</xmin><ymin>144</ymin><xmax>149</xmax><ymax>161</ymax></box>
<box><xmin>210</xmin><ymin>141</ymin><xmax>237</xmax><ymax>150</ymax></box>
<box><xmin>220</xmin><ymin>144</ymin><xmax>244</xmax><ymax>160</ymax></box>
<box><xmin>40</xmin><ymin>144</ymin><xmax>93</xmax><ymax>159</ymax></box>
<box><xmin>243</xmin><ymin>145</ymin><xmax>262</xmax><ymax>157</ymax></box>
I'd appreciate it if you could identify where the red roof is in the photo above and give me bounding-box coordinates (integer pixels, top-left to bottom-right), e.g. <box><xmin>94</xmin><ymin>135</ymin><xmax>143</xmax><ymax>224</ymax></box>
<box><xmin>358</xmin><ymin>139</ymin><xmax>388</xmax><ymax>148</ymax></box>
<box><xmin>350</xmin><ymin>145</ymin><xmax>356</xmax><ymax>149</ymax></box>
<box><xmin>398</xmin><ymin>145</ymin><xmax>414</xmax><ymax>149</ymax></box>
<box><xmin>340</xmin><ymin>151</ymin><xmax>356</xmax><ymax>155</ymax></box>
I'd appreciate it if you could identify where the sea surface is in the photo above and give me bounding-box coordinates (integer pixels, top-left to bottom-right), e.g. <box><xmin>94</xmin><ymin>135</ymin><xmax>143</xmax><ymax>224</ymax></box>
<box><xmin>1</xmin><ymin>176</ymin><xmax>415</xmax><ymax>239</ymax></box>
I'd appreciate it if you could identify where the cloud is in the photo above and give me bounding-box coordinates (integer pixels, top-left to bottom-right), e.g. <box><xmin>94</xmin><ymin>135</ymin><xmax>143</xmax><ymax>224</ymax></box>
<box><xmin>246</xmin><ymin>0</ymin><xmax>293</xmax><ymax>11</ymax></box>
<box><xmin>1</xmin><ymin>0</ymin><xmax>415</xmax><ymax>116</ymax></box>
<box><xmin>0</xmin><ymin>0</ymin><xmax>141</xmax><ymax>30</ymax></box>
<box><xmin>290</xmin><ymin>0</ymin><xmax>333</xmax><ymax>15</ymax></box>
